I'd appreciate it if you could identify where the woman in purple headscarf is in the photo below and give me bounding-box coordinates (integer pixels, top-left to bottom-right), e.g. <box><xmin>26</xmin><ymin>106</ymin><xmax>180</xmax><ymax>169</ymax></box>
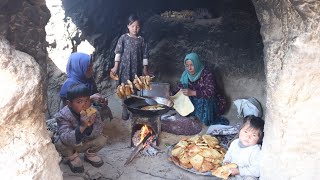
<box><xmin>59</xmin><ymin>52</ymin><xmax>112</xmax><ymax>120</ymax></box>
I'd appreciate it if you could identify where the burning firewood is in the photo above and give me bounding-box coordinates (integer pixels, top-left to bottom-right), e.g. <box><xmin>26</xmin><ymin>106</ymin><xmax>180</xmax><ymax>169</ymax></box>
<box><xmin>125</xmin><ymin>125</ymin><xmax>160</xmax><ymax>165</ymax></box>
<box><xmin>124</xmin><ymin>132</ymin><xmax>154</xmax><ymax>166</ymax></box>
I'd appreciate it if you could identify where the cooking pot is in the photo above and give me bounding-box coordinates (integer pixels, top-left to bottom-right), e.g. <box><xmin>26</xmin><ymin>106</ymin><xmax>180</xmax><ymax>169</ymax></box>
<box><xmin>124</xmin><ymin>96</ymin><xmax>173</xmax><ymax>116</ymax></box>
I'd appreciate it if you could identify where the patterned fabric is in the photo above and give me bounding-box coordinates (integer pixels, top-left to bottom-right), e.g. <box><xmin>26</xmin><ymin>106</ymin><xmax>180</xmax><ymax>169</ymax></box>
<box><xmin>60</xmin><ymin>52</ymin><xmax>97</xmax><ymax>98</ymax></box>
<box><xmin>115</xmin><ymin>33</ymin><xmax>148</xmax><ymax>84</ymax></box>
<box><xmin>178</xmin><ymin>68</ymin><xmax>228</xmax><ymax>125</ymax></box>
<box><xmin>190</xmin><ymin>96</ymin><xmax>229</xmax><ymax>126</ymax></box>
<box><xmin>55</xmin><ymin>106</ymin><xmax>104</xmax><ymax>146</ymax></box>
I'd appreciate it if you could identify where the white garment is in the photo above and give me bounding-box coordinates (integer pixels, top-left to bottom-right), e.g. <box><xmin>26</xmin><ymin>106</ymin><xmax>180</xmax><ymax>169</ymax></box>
<box><xmin>223</xmin><ymin>139</ymin><xmax>261</xmax><ymax>178</ymax></box>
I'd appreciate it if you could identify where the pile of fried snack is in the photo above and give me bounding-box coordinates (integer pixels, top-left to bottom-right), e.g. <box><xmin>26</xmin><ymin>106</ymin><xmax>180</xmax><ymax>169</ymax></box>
<box><xmin>116</xmin><ymin>74</ymin><xmax>153</xmax><ymax>99</ymax></box>
<box><xmin>169</xmin><ymin>134</ymin><xmax>236</xmax><ymax>179</ymax></box>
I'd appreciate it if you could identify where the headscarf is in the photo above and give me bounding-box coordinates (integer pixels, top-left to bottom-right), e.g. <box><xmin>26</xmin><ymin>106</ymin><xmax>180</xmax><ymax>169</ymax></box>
<box><xmin>59</xmin><ymin>52</ymin><xmax>95</xmax><ymax>98</ymax></box>
<box><xmin>180</xmin><ymin>53</ymin><xmax>204</xmax><ymax>88</ymax></box>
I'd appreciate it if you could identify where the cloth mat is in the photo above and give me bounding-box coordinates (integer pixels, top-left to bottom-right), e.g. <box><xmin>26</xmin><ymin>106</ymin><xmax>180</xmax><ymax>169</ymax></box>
<box><xmin>206</xmin><ymin>123</ymin><xmax>241</xmax><ymax>148</ymax></box>
<box><xmin>161</xmin><ymin>110</ymin><xmax>202</xmax><ymax>135</ymax></box>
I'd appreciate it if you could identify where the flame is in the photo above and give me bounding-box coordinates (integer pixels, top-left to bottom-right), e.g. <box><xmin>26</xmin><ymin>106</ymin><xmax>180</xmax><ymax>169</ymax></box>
<box><xmin>139</xmin><ymin>125</ymin><xmax>152</xmax><ymax>144</ymax></box>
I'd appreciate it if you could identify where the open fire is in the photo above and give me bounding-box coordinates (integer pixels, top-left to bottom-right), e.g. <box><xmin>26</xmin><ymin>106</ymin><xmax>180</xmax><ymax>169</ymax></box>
<box><xmin>133</xmin><ymin>125</ymin><xmax>153</xmax><ymax>145</ymax></box>
<box><xmin>125</xmin><ymin>125</ymin><xmax>160</xmax><ymax>165</ymax></box>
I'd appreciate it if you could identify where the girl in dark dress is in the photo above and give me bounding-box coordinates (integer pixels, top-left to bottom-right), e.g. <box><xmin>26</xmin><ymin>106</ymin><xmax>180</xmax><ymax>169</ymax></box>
<box><xmin>110</xmin><ymin>14</ymin><xmax>149</xmax><ymax>120</ymax></box>
<box><xmin>178</xmin><ymin>53</ymin><xmax>228</xmax><ymax>126</ymax></box>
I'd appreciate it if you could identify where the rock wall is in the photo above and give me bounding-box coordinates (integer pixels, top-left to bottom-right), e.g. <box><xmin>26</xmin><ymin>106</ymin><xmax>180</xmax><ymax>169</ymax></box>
<box><xmin>252</xmin><ymin>0</ymin><xmax>320</xmax><ymax>179</ymax></box>
<box><xmin>0</xmin><ymin>0</ymin><xmax>50</xmax><ymax>112</ymax></box>
<box><xmin>0</xmin><ymin>38</ymin><xmax>62</xmax><ymax>179</ymax></box>
<box><xmin>0</xmin><ymin>0</ymin><xmax>62</xmax><ymax>179</ymax></box>
<box><xmin>0</xmin><ymin>0</ymin><xmax>50</xmax><ymax>73</ymax></box>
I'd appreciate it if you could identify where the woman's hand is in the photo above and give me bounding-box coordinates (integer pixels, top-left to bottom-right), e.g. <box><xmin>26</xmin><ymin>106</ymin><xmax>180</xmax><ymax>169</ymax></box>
<box><xmin>91</xmin><ymin>93</ymin><xmax>108</xmax><ymax>106</ymax></box>
<box><xmin>99</xmin><ymin>97</ymin><xmax>108</xmax><ymax>107</ymax></box>
<box><xmin>180</xmin><ymin>89</ymin><xmax>196</xmax><ymax>96</ymax></box>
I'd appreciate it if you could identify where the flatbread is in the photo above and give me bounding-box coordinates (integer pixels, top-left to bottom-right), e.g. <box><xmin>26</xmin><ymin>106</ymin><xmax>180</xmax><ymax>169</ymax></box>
<box><xmin>211</xmin><ymin>163</ymin><xmax>238</xmax><ymax>179</ymax></box>
<box><xmin>80</xmin><ymin>107</ymin><xmax>97</xmax><ymax>116</ymax></box>
<box><xmin>170</xmin><ymin>91</ymin><xmax>194</xmax><ymax>116</ymax></box>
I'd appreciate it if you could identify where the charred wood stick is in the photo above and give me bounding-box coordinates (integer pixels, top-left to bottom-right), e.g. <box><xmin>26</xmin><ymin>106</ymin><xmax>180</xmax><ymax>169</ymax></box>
<box><xmin>141</xmin><ymin>132</ymin><xmax>152</xmax><ymax>144</ymax></box>
<box><xmin>124</xmin><ymin>133</ymin><xmax>152</xmax><ymax>166</ymax></box>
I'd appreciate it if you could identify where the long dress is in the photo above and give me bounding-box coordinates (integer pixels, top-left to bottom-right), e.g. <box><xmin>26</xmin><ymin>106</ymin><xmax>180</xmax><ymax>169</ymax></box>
<box><xmin>178</xmin><ymin>68</ymin><xmax>228</xmax><ymax>126</ymax></box>
<box><xmin>115</xmin><ymin>33</ymin><xmax>148</xmax><ymax>84</ymax></box>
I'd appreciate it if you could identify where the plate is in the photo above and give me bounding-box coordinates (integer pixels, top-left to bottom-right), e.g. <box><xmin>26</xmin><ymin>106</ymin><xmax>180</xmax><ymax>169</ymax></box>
<box><xmin>167</xmin><ymin>144</ymin><xmax>214</xmax><ymax>176</ymax></box>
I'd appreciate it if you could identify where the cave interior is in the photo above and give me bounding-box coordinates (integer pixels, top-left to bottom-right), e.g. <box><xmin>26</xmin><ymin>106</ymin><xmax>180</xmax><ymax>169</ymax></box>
<box><xmin>56</xmin><ymin>0</ymin><xmax>265</xmax><ymax>122</ymax></box>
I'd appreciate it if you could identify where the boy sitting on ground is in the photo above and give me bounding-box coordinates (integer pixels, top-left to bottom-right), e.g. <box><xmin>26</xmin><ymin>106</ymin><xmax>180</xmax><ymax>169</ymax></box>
<box><xmin>55</xmin><ymin>83</ymin><xmax>107</xmax><ymax>173</ymax></box>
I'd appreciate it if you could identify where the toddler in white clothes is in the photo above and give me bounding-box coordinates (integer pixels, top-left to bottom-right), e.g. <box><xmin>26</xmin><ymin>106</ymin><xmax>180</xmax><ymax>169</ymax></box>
<box><xmin>223</xmin><ymin>115</ymin><xmax>264</xmax><ymax>180</ymax></box>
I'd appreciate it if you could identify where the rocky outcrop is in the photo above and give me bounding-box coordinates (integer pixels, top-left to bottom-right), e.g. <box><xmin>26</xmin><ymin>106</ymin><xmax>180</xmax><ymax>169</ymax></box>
<box><xmin>252</xmin><ymin>0</ymin><xmax>320</xmax><ymax>179</ymax></box>
<box><xmin>0</xmin><ymin>0</ymin><xmax>62</xmax><ymax>179</ymax></box>
<box><xmin>0</xmin><ymin>38</ymin><xmax>62</xmax><ymax>179</ymax></box>
<box><xmin>0</xmin><ymin>0</ymin><xmax>50</xmax><ymax>73</ymax></box>
<box><xmin>0</xmin><ymin>0</ymin><xmax>50</xmax><ymax>114</ymax></box>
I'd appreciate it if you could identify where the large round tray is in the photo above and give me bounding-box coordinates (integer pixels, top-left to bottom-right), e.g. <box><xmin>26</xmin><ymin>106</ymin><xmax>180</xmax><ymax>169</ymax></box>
<box><xmin>167</xmin><ymin>144</ymin><xmax>215</xmax><ymax>176</ymax></box>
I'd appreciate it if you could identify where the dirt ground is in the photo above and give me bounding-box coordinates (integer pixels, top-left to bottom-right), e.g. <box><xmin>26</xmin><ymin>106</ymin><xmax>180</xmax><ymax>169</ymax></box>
<box><xmin>61</xmin><ymin>94</ymin><xmax>237</xmax><ymax>180</ymax></box>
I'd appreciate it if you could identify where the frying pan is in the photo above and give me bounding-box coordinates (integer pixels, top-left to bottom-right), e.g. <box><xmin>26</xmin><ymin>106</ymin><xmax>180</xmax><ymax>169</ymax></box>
<box><xmin>124</xmin><ymin>96</ymin><xmax>174</xmax><ymax>116</ymax></box>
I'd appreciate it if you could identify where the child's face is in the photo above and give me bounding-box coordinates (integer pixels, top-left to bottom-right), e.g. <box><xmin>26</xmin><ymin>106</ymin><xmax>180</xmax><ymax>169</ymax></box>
<box><xmin>239</xmin><ymin>123</ymin><xmax>260</xmax><ymax>147</ymax></box>
<box><xmin>185</xmin><ymin>60</ymin><xmax>195</xmax><ymax>75</ymax></box>
<box><xmin>127</xmin><ymin>21</ymin><xmax>140</xmax><ymax>36</ymax></box>
<box><xmin>67</xmin><ymin>96</ymin><xmax>91</xmax><ymax>114</ymax></box>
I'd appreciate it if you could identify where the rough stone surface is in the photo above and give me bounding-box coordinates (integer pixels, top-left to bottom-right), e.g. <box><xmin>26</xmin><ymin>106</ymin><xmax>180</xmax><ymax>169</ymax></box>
<box><xmin>0</xmin><ymin>38</ymin><xmax>62</xmax><ymax>179</ymax></box>
<box><xmin>0</xmin><ymin>0</ymin><xmax>51</xmax><ymax>120</ymax></box>
<box><xmin>252</xmin><ymin>0</ymin><xmax>320</xmax><ymax>179</ymax></box>
<box><xmin>0</xmin><ymin>0</ymin><xmax>50</xmax><ymax>73</ymax></box>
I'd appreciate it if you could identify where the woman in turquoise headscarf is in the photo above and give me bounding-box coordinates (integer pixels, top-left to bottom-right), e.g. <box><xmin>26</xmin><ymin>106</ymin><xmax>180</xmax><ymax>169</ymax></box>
<box><xmin>178</xmin><ymin>53</ymin><xmax>228</xmax><ymax>126</ymax></box>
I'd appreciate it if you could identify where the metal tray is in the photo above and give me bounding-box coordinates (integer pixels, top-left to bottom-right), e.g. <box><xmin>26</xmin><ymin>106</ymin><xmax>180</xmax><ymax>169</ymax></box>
<box><xmin>166</xmin><ymin>144</ymin><xmax>215</xmax><ymax>176</ymax></box>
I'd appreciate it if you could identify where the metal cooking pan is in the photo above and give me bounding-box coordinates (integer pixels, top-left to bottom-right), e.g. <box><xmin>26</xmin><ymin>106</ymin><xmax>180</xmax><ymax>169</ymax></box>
<box><xmin>124</xmin><ymin>96</ymin><xmax>174</xmax><ymax>116</ymax></box>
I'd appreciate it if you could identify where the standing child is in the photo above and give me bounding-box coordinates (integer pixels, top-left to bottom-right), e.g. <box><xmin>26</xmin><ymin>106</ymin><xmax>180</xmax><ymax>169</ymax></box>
<box><xmin>110</xmin><ymin>14</ymin><xmax>149</xmax><ymax>120</ymax></box>
<box><xmin>223</xmin><ymin>115</ymin><xmax>265</xmax><ymax>180</ymax></box>
<box><xmin>55</xmin><ymin>83</ymin><xmax>107</xmax><ymax>173</ymax></box>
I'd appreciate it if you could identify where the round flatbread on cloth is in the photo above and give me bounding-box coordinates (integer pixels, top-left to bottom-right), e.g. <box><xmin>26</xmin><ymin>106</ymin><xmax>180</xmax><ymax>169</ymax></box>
<box><xmin>161</xmin><ymin>110</ymin><xmax>202</xmax><ymax>135</ymax></box>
